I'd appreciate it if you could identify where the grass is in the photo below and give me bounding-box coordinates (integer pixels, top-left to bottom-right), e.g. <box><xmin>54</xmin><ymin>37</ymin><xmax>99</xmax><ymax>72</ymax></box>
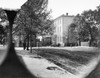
<box><xmin>32</xmin><ymin>48</ymin><xmax>99</xmax><ymax>74</ymax></box>
<box><xmin>33</xmin><ymin>48</ymin><xmax>99</xmax><ymax>64</ymax></box>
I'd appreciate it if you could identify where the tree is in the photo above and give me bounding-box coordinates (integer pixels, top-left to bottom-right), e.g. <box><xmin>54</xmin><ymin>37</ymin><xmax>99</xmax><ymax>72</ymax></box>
<box><xmin>73</xmin><ymin>14</ymin><xmax>88</xmax><ymax>45</ymax></box>
<box><xmin>95</xmin><ymin>5</ymin><xmax>100</xmax><ymax>24</ymax></box>
<box><xmin>81</xmin><ymin>10</ymin><xmax>98</xmax><ymax>46</ymax></box>
<box><xmin>40</xmin><ymin>19</ymin><xmax>54</xmax><ymax>35</ymax></box>
<box><xmin>0</xmin><ymin>24</ymin><xmax>7</xmax><ymax>45</ymax></box>
<box><xmin>0</xmin><ymin>9</ymin><xmax>8</xmax><ymax>45</ymax></box>
<box><xmin>0</xmin><ymin>8</ymin><xmax>8</xmax><ymax>23</ymax></box>
<box><xmin>94</xmin><ymin>5</ymin><xmax>100</xmax><ymax>47</ymax></box>
<box><xmin>74</xmin><ymin>10</ymin><xmax>99</xmax><ymax>46</ymax></box>
<box><xmin>0</xmin><ymin>25</ymin><xmax>4</xmax><ymax>43</ymax></box>
<box><xmin>14</xmin><ymin>0</ymin><xmax>51</xmax><ymax>52</ymax></box>
<box><xmin>67</xmin><ymin>23</ymin><xmax>78</xmax><ymax>46</ymax></box>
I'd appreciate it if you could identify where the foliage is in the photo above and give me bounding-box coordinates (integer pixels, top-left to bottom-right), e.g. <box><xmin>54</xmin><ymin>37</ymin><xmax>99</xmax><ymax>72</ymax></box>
<box><xmin>0</xmin><ymin>24</ymin><xmax>7</xmax><ymax>44</ymax></box>
<box><xmin>0</xmin><ymin>9</ymin><xmax>8</xmax><ymax>23</ymax></box>
<box><xmin>41</xmin><ymin>19</ymin><xmax>54</xmax><ymax>35</ymax></box>
<box><xmin>14</xmin><ymin>0</ymin><xmax>51</xmax><ymax>36</ymax></box>
<box><xmin>73</xmin><ymin>9</ymin><xmax>99</xmax><ymax>46</ymax></box>
<box><xmin>0</xmin><ymin>9</ymin><xmax>8</xmax><ymax>44</ymax></box>
<box><xmin>95</xmin><ymin>5</ymin><xmax>100</xmax><ymax>24</ymax></box>
<box><xmin>68</xmin><ymin>23</ymin><xmax>78</xmax><ymax>43</ymax></box>
<box><xmin>13</xmin><ymin>0</ymin><xmax>52</xmax><ymax>50</ymax></box>
<box><xmin>67</xmin><ymin>5</ymin><xmax>100</xmax><ymax>47</ymax></box>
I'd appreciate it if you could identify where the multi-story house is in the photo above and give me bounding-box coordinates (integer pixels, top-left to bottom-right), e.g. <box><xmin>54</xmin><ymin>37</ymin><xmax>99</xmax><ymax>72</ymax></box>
<box><xmin>52</xmin><ymin>13</ymin><xmax>75</xmax><ymax>46</ymax></box>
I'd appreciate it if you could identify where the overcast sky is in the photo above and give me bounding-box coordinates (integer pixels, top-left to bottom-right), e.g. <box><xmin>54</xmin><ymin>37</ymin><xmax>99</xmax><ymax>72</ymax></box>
<box><xmin>48</xmin><ymin>0</ymin><xmax>100</xmax><ymax>19</ymax></box>
<box><xmin>0</xmin><ymin>0</ymin><xmax>100</xmax><ymax>19</ymax></box>
<box><xmin>0</xmin><ymin>0</ymin><xmax>27</xmax><ymax>9</ymax></box>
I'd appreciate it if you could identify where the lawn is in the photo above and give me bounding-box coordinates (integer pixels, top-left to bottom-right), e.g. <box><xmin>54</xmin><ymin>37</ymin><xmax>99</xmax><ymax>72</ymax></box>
<box><xmin>33</xmin><ymin>48</ymin><xmax>99</xmax><ymax>74</ymax></box>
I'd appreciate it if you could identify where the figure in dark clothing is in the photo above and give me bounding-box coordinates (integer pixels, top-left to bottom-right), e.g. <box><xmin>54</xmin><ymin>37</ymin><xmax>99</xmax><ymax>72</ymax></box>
<box><xmin>23</xmin><ymin>42</ymin><xmax>26</xmax><ymax>50</ymax></box>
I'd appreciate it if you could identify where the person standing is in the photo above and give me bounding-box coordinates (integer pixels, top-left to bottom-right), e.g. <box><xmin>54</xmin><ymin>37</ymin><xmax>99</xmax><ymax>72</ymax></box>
<box><xmin>23</xmin><ymin>42</ymin><xmax>26</xmax><ymax>50</ymax></box>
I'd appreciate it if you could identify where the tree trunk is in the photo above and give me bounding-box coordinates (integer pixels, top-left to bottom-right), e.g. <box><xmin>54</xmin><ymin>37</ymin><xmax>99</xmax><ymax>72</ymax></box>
<box><xmin>79</xmin><ymin>40</ymin><xmax>81</xmax><ymax>46</ymax></box>
<box><xmin>30</xmin><ymin>34</ymin><xmax>32</xmax><ymax>53</ymax></box>
<box><xmin>26</xmin><ymin>34</ymin><xmax>29</xmax><ymax>50</ymax></box>
<box><xmin>7</xmin><ymin>22</ymin><xmax>12</xmax><ymax>45</ymax></box>
<box><xmin>89</xmin><ymin>39</ymin><xmax>93</xmax><ymax>46</ymax></box>
<box><xmin>89</xmin><ymin>34</ymin><xmax>94</xmax><ymax>47</ymax></box>
<box><xmin>34</xmin><ymin>34</ymin><xmax>36</xmax><ymax>47</ymax></box>
<box><xmin>97</xmin><ymin>26</ymin><xmax>100</xmax><ymax>48</ymax></box>
<box><xmin>78</xmin><ymin>38</ymin><xmax>81</xmax><ymax>46</ymax></box>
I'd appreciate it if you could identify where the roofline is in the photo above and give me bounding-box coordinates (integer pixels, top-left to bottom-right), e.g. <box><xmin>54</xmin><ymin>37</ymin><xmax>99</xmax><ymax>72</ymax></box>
<box><xmin>54</xmin><ymin>14</ymin><xmax>75</xmax><ymax>21</ymax></box>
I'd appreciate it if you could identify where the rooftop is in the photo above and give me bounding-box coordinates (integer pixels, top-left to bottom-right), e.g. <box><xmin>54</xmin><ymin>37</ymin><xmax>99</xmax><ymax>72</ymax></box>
<box><xmin>54</xmin><ymin>13</ymin><xmax>75</xmax><ymax>21</ymax></box>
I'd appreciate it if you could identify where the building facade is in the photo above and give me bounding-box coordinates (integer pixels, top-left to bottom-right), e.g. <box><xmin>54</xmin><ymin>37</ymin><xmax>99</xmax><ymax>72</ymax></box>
<box><xmin>52</xmin><ymin>14</ymin><xmax>75</xmax><ymax>46</ymax></box>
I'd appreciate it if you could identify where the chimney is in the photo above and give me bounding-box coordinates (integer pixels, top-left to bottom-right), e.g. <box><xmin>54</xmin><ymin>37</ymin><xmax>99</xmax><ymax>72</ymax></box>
<box><xmin>66</xmin><ymin>13</ymin><xmax>68</xmax><ymax>15</ymax></box>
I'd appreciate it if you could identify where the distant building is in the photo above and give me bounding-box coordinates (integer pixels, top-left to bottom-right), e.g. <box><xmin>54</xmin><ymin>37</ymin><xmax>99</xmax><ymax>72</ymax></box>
<box><xmin>52</xmin><ymin>13</ymin><xmax>75</xmax><ymax>46</ymax></box>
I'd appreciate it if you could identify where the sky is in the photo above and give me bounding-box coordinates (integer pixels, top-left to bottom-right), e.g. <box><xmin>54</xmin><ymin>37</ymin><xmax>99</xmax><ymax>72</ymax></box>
<box><xmin>0</xmin><ymin>0</ymin><xmax>27</xmax><ymax>10</ymax></box>
<box><xmin>0</xmin><ymin>0</ymin><xmax>100</xmax><ymax>19</ymax></box>
<box><xmin>48</xmin><ymin>0</ymin><xmax>100</xmax><ymax>19</ymax></box>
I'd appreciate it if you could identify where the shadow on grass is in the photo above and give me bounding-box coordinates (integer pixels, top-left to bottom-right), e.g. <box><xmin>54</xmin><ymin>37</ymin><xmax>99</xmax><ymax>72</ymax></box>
<box><xmin>32</xmin><ymin>48</ymin><xmax>100</xmax><ymax>75</ymax></box>
<box><xmin>33</xmin><ymin>48</ymin><xmax>99</xmax><ymax>64</ymax></box>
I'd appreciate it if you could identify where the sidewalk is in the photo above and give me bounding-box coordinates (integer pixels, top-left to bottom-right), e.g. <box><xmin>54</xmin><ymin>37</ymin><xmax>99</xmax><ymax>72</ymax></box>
<box><xmin>16</xmin><ymin>48</ymin><xmax>100</xmax><ymax>78</ymax></box>
<box><xmin>15</xmin><ymin>47</ymin><xmax>23</xmax><ymax>50</ymax></box>
<box><xmin>23</xmin><ymin>56</ymin><xmax>100</xmax><ymax>78</ymax></box>
<box><xmin>15</xmin><ymin>46</ymin><xmax>100</xmax><ymax>52</ymax></box>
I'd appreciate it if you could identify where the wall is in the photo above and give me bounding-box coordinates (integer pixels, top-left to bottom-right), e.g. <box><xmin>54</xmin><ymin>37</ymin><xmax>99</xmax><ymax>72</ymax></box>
<box><xmin>62</xmin><ymin>16</ymin><xmax>75</xmax><ymax>44</ymax></box>
<box><xmin>81</xmin><ymin>42</ymin><xmax>89</xmax><ymax>46</ymax></box>
<box><xmin>53</xmin><ymin>15</ymin><xmax>75</xmax><ymax>46</ymax></box>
